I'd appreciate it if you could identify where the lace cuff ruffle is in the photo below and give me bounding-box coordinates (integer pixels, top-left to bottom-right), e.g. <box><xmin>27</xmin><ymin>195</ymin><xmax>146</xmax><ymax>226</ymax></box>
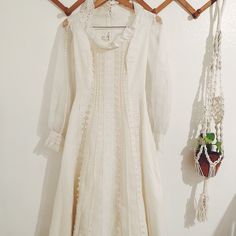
<box><xmin>44</xmin><ymin>130</ymin><xmax>64</xmax><ymax>152</ymax></box>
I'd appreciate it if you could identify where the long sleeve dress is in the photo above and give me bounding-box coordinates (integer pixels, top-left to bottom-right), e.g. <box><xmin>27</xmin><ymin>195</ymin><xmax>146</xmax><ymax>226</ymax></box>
<box><xmin>44</xmin><ymin>1</ymin><xmax>171</xmax><ymax>236</ymax></box>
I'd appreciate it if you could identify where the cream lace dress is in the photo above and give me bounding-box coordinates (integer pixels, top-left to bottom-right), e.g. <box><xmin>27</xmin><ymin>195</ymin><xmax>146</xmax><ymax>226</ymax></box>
<box><xmin>44</xmin><ymin>1</ymin><xmax>171</xmax><ymax>236</ymax></box>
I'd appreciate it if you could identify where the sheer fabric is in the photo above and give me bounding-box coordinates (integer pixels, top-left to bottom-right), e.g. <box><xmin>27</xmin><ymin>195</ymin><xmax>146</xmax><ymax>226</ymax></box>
<box><xmin>44</xmin><ymin>2</ymin><xmax>172</xmax><ymax>236</ymax></box>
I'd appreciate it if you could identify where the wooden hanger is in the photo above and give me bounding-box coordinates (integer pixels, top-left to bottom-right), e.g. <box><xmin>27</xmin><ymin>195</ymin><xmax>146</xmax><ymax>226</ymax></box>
<box><xmin>51</xmin><ymin>0</ymin><xmax>155</xmax><ymax>29</ymax></box>
<box><xmin>94</xmin><ymin>0</ymin><xmax>133</xmax><ymax>10</ymax></box>
<box><xmin>50</xmin><ymin>0</ymin><xmax>218</xmax><ymax>19</ymax></box>
<box><xmin>50</xmin><ymin>0</ymin><xmax>85</xmax><ymax>16</ymax></box>
<box><xmin>192</xmin><ymin>0</ymin><xmax>217</xmax><ymax>18</ymax></box>
<box><xmin>93</xmin><ymin>0</ymin><xmax>134</xmax><ymax>28</ymax></box>
<box><xmin>94</xmin><ymin>0</ymin><xmax>157</xmax><ymax>28</ymax></box>
<box><xmin>50</xmin><ymin>0</ymin><xmax>153</xmax><ymax>16</ymax></box>
<box><xmin>152</xmin><ymin>0</ymin><xmax>217</xmax><ymax>19</ymax></box>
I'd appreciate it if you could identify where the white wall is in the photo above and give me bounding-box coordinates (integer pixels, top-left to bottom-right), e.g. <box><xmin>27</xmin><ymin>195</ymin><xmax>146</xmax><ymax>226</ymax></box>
<box><xmin>0</xmin><ymin>0</ymin><xmax>235</xmax><ymax>235</ymax></box>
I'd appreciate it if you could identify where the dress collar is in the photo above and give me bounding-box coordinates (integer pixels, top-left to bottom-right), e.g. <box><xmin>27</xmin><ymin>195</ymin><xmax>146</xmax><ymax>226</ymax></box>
<box><xmin>76</xmin><ymin>0</ymin><xmax>143</xmax><ymax>50</ymax></box>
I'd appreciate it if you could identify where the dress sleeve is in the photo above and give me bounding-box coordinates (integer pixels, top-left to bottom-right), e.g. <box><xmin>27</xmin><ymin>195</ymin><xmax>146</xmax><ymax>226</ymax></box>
<box><xmin>44</xmin><ymin>20</ymin><xmax>76</xmax><ymax>152</ymax></box>
<box><xmin>146</xmin><ymin>15</ymin><xmax>172</xmax><ymax>151</ymax></box>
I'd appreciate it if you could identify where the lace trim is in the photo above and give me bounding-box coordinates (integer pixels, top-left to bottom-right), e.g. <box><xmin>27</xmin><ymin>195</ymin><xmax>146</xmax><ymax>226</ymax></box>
<box><xmin>113</xmin><ymin>41</ymin><xmax>125</xmax><ymax>236</ymax></box>
<box><xmin>44</xmin><ymin>130</ymin><xmax>64</xmax><ymax>152</ymax></box>
<box><xmin>72</xmin><ymin>52</ymin><xmax>97</xmax><ymax>236</ymax></box>
<box><xmin>121</xmin><ymin>47</ymin><xmax>148</xmax><ymax>235</ymax></box>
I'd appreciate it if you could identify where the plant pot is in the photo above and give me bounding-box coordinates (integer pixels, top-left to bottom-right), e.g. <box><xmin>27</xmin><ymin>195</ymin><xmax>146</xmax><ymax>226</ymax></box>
<box><xmin>195</xmin><ymin>149</ymin><xmax>223</xmax><ymax>177</ymax></box>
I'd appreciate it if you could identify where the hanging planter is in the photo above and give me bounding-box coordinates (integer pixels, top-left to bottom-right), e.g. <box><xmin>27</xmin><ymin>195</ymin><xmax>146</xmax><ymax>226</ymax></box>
<box><xmin>195</xmin><ymin>133</ymin><xmax>223</xmax><ymax>177</ymax></box>
<box><xmin>191</xmin><ymin>0</ymin><xmax>226</xmax><ymax>223</ymax></box>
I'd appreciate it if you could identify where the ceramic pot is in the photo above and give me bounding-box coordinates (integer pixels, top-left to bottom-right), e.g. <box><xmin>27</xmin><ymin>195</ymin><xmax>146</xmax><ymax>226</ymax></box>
<box><xmin>195</xmin><ymin>147</ymin><xmax>222</xmax><ymax>177</ymax></box>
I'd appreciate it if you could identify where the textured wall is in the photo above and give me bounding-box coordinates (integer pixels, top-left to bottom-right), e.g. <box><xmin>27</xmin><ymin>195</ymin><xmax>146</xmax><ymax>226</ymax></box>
<box><xmin>0</xmin><ymin>0</ymin><xmax>235</xmax><ymax>235</ymax></box>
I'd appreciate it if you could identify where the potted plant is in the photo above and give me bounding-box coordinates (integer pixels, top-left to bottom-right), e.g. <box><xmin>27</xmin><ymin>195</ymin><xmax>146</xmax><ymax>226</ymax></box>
<box><xmin>195</xmin><ymin>132</ymin><xmax>223</xmax><ymax>177</ymax></box>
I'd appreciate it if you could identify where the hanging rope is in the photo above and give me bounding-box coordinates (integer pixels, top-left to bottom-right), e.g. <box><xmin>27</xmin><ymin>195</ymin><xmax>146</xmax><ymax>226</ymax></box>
<box><xmin>194</xmin><ymin>0</ymin><xmax>226</xmax><ymax>222</ymax></box>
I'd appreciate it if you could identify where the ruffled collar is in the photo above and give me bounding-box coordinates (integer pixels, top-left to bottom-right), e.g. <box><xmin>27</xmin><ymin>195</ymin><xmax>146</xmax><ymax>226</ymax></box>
<box><xmin>77</xmin><ymin>0</ymin><xmax>143</xmax><ymax>50</ymax></box>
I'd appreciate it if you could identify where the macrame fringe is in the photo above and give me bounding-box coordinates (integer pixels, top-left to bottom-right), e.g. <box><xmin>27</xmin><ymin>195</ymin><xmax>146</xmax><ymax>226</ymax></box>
<box><xmin>197</xmin><ymin>178</ymin><xmax>209</xmax><ymax>222</ymax></box>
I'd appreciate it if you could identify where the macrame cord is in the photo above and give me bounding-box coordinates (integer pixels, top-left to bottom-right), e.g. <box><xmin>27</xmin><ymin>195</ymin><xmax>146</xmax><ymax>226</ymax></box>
<box><xmin>194</xmin><ymin>0</ymin><xmax>226</xmax><ymax>222</ymax></box>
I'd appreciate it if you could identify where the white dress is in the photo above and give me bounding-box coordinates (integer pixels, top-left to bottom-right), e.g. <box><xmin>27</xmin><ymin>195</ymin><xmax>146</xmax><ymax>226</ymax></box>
<box><xmin>44</xmin><ymin>1</ymin><xmax>171</xmax><ymax>236</ymax></box>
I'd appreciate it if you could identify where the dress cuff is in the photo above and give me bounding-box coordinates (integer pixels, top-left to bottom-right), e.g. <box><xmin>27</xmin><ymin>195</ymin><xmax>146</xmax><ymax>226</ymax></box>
<box><xmin>44</xmin><ymin>130</ymin><xmax>64</xmax><ymax>152</ymax></box>
<box><xmin>153</xmin><ymin>132</ymin><xmax>166</xmax><ymax>151</ymax></box>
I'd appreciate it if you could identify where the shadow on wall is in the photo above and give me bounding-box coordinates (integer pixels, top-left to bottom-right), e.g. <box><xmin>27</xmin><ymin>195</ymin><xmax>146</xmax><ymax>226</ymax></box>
<box><xmin>213</xmin><ymin>194</ymin><xmax>236</xmax><ymax>236</ymax></box>
<box><xmin>180</xmin><ymin>6</ymin><xmax>220</xmax><ymax>229</ymax></box>
<box><xmin>32</xmin><ymin>24</ymin><xmax>63</xmax><ymax>236</ymax></box>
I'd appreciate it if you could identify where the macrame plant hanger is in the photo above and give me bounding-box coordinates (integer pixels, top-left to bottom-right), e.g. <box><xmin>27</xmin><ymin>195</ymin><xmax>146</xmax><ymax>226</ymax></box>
<box><xmin>193</xmin><ymin>0</ymin><xmax>226</xmax><ymax>222</ymax></box>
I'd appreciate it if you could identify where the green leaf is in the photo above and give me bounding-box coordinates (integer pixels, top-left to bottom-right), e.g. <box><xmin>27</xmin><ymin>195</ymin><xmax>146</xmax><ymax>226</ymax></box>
<box><xmin>204</xmin><ymin>133</ymin><xmax>215</xmax><ymax>144</ymax></box>
<box><xmin>216</xmin><ymin>141</ymin><xmax>222</xmax><ymax>152</ymax></box>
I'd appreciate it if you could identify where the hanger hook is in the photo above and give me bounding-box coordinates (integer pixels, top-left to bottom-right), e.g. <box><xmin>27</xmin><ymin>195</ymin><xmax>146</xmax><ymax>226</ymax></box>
<box><xmin>64</xmin><ymin>7</ymin><xmax>72</xmax><ymax>16</ymax></box>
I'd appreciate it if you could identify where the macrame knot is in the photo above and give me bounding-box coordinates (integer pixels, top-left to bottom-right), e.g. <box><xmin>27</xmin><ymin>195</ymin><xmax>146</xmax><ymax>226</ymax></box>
<box><xmin>196</xmin><ymin>178</ymin><xmax>209</xmax><ymax>222</ymax></box>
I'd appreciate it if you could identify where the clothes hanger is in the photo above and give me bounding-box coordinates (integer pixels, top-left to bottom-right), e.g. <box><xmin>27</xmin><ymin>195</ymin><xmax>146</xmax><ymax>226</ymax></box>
<box><xmin>93</xmin><ymin>0</ymin><xmax>153</xmax><ymax>14</ymax></box>
<box><xmin>50</xmin><ymin>0</ymin><xmax>85</xmax><ymax>16</ymax></box>
<box><xmin>94</xmin><ymin>0</ymin><xmax>134</xmax><ymax>11</ymax></box>
<box><xmin>92</xmin><ymin>0</ymin><xmax>154</xmax><ymax>28</ymax></box>
<box><xmin>50</xmin><ymin>0</ymin><xmax>150</xmax><ymax>29</ymax></box>
<box><xmin>50</xmin><ymin>0</ymin><xmax>153</xmax><ymax>16</ymax></box>
<box><xmin>152</xmin><ymin>0</ymin><xmax>217</xmax><ymax>19</ymax></box>
<box><xmin>93</xmin><ymin>0</ymin><xmax>134</xmax><ymax>28</ymax></box>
